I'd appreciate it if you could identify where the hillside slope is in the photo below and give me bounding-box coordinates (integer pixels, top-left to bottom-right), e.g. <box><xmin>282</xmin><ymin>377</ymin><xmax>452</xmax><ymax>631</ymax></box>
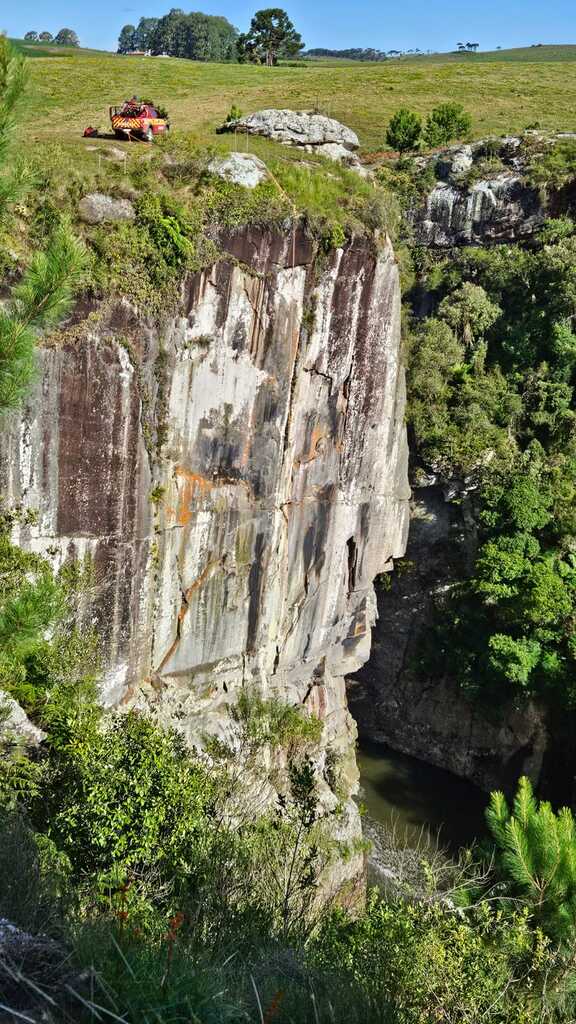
<box><xmin>19</xmin><ymin>50</ymin><xmax>576</xmax><ymax>149</ymax></box>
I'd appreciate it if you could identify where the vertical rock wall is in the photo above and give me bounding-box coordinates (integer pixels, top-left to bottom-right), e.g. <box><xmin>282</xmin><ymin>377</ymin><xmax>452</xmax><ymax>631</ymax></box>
<box><xmin>0</xmin><ymin>225</ymin><xmax>409</xmax><ymax>849</ymax></box>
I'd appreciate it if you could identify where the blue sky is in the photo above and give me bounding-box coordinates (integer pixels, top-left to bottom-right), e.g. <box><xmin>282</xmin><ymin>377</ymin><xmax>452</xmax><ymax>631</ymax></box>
<box><xmin>3</xmin><ymin>0</ymin><xmax>575</xmax><ymax>53</ymax></box>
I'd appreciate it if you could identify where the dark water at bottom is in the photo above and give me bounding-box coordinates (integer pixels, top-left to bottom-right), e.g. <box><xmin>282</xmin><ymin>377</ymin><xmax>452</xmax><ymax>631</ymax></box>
<box><xmin>356</xmin><ymin>740</ymin><xmax>488</xmax><ymax>852</ymax></box>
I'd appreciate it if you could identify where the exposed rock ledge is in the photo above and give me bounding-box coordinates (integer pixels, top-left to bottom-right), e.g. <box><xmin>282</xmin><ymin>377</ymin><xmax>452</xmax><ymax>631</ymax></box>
<box><xmin>0</xmin><ymin>224</ymin><xmax>410</xmax><ymax>882</ymax></box>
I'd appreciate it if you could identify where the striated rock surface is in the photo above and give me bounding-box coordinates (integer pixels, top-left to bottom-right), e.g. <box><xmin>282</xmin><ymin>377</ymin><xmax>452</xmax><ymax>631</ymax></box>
<box><xmin>411</xmin><ymin>174</ymin><xmax>545</xmax><ymax>247</ymax></box>
<box><xmin>348</xmin><ymin>487</ymin><xmax>547</xmax><ymax>792</ymax></box>
<box><xmin>1</xmin><ymin>224</ymin><xmax>410</xmax><ymax>871</ymax></box>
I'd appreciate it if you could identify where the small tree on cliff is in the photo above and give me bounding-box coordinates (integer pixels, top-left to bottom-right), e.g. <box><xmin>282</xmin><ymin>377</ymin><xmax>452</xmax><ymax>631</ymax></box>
<box><xmin>237</xmin><ymin>8</ymin><xmax>304</xmax><ymax>65</ymax></box>
<box><xmin>385</xmin><ymin>108</ymin><xmax>422</xmax><ymax>155</ymax></box>
<box><xmin>0</xmin><ymin>38</ymin><xmax>87</xmax><ymax>408</ymax></box>
<box><xmin>423</xmin><ymin>102</ymin><xmax>472</xmax><ymax>147</ymax></box>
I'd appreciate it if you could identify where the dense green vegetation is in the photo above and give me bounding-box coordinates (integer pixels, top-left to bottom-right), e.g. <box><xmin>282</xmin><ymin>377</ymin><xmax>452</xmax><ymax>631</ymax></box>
<box><xmin>403</xmin><ymin>201</ymin><xmax>576</xmax><ymax>709</ymax></box>
<box><xmin>118</xmin><ymin>11</ymin><xmax>238</xmax><ymax>62</ymax></box>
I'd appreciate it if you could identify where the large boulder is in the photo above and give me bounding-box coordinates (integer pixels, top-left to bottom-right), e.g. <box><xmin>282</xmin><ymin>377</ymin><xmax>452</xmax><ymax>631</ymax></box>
<box><xmin>78</xmin><ymin>193</ymin><xmax>135</xmax><ymax>224</ymax></box>
<box><xmin>219</xmin><ymin>109</ymin><xmax>359</xmax><ymax>151</ymax></box>
<box><xmin>208</xmin><ymin>151</ymin><xmax>268</xmax><ymax>189</ymax></box>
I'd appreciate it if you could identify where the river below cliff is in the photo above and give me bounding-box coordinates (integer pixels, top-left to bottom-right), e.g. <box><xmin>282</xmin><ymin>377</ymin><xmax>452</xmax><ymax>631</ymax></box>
<box><xmin>357</xmin><ymin>740</ymin><xmax>488</xmax><ymax>853</ymax></box>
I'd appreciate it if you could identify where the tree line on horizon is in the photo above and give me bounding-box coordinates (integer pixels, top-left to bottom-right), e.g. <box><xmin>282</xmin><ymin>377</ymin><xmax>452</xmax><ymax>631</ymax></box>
<box><xmin>117</xmin><ymin>7</ymin><xmax>304</xmax><ymax>64</ymax></box>
<box><xmin>23</xmin><ymin>28</ymin><xmax>80</xmax><ymax>46</ymax></box>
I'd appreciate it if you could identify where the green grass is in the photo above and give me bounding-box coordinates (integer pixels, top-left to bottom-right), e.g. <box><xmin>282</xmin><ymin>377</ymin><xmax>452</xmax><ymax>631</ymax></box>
<box><xmin>16</xmin><ymin>50</ymin><xmax>576</xmax><ymax>154</ymax></box>
<box><xmin>9</xmin><ymin>38</ymin><xmax>109</xmax><ymax>58</ymax></box>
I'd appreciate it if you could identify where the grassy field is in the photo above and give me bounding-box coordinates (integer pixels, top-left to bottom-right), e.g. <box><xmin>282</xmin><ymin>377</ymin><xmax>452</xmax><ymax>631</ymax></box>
<box><xmin>14</xmin><ymin>45</ymin><xmax>576</xmax><ymax>153</ymax></box>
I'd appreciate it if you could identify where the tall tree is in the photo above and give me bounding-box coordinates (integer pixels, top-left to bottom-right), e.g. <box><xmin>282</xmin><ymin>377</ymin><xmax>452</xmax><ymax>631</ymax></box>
<box><xmin>24</xmin><ymin>32</ymin><xmax>38</xmax><ymax>42</ymax></box>
<box><xmin>149</xmin><ymin>9</ymin><xmax>237</xmax><ymax>60</ymax></box>
<box><xmin>237</xmin><ymin>8</ymin><xmax>303</xmax><ymax>66</ymax></box>
<box><xmin>117</xmin><ymin>24</ymin><xmax>137</xmax><ymax>54</ymax></box>
<box><xmin>134</xmin><ymin>16</ymin><xmax>159</xmax><ymax>51</ymax></box>
<box><xmin>54</xmin><ymin>29</ymin><xmax>80</xmax><ymax>47</ymax></box>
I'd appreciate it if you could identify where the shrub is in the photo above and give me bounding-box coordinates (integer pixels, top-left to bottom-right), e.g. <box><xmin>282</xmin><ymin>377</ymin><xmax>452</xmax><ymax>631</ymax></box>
<box><xmin>423</xmin><ymin>102</ymin><xmax>472</xmax><ymax>148</ymax></box>
<box><xmin>385</xmin><ymin>109</ymin><xmax>422</xmax><ymax>155</ymax></box>
<box><xmin>315</xmin><ymin>890</ymin><xmax>551</xmax><ymax>1023</ymax></box>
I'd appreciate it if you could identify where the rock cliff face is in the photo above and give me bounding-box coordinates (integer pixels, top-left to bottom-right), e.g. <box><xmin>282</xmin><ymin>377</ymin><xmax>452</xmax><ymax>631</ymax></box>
<box><xmin>412</xmin><ymin>174</ymin><xmax>545</xmax><ymax>247</ymax></box>
<box><xmin>407</xmin><ymin>137</ymin><xmax>553</xmax><ymax>247</ymax></box>
<box><xmin>1</xmin><ymin>224</ymin><xmax>409</xmax><ymax>851</ymax></box>
<box><xmin>348</xmin><ymin>488</ymin><xmax>547</xmax><ymax>792</ymax></box>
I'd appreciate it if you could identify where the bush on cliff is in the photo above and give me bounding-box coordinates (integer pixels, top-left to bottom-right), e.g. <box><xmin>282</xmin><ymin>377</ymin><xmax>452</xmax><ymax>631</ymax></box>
<box><xmin>423</xmin><ymin>102</ymin><xmax>472</xmax><ymax>148</ymax></box>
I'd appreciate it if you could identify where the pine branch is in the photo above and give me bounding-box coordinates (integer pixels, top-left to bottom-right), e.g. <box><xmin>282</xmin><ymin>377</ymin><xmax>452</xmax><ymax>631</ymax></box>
<box><xmin>0</xmin><ymin>223</ymin><xmax>88</xmax><ymax>410</ymax></box>
<box><xmin>485</xmin><ymin>789</ymin><xmax>509</xmax><ymax>847</ymax></box>
<box><xmin>502</xmin><ymin>818</ymin><xmax>537</xmax><ymax>894</ymax></box>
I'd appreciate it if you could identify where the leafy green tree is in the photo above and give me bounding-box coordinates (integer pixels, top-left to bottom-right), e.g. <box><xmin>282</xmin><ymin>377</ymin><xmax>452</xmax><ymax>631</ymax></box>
<box><xmin>237</xmin><ymin>8</ymin><xmax>304</xmax><ymax>66</ymax></box>
<box><xmin>385</xmin><ymin>109</ymin><xmax>422</xmax><ymax>155</ymax></box>
<box><xmin>487</xmin><ymin>776</ymin><xmax>576</xmax><ymax>943</ymax></box>
<box><xmin>117</xmin><ymin>24</ymin><xmax>137</xmax><ymax>53</ymax></box>
<box><xmin>53</xmin><ymin>29</ymin><xmax>80</xmax><ymax>47</ymax></box>
<box><xmin>423</xmin><ymin>102</ymin><xmax>472</xmax><ymax>147</ymax></box>
<box><xmin>38</xmin><ymin>32</ymin><xmax>53</xmax><ymax>42</ymax></box>
<box><xmin>438</xmin><ymin>282</ymin><xmax>501</xmax><ymax>347</ymax></box>
<box><xmin>24</xmin><ymin>32</ymin><xmax>38</xmax><ymax>42</ymax></box>
<box><xmin>134</xmin><ymin>16</ymin><xmax>159</xmax><ymax>51</ymax></box>
<box><xmin>149</xmin><ymin>10</ymin><xmax>237</xmax><ymax>61</ymax></box>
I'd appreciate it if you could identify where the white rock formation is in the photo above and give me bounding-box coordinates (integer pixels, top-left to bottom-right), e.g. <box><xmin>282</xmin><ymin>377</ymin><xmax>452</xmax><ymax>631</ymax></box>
<box><xmin>208</xmin><ymin>151</ymin><xmax>268</xmax><ymax>188</ymax></box>
<box><xmin>78</xmin><ymin>193</ymin><xmax>136</xmax><ymax>224</ymax></box>
<box><xmin>220</xmin><ymin>109</ymin><xmax>360</xmax><ymax>151</ymax></box>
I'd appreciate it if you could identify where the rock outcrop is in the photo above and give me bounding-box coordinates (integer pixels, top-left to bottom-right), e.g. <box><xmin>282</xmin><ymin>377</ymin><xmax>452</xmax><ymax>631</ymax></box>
<box><xmin>1</xmin><ymin>224</ymin><xmax>410</xmax><ymax>867</ymax></box>
<box><xmin>78</xmin><ymin>193</ymin><xmax>135</xmax><ymax>224</ymax></box>
<box><xmin>348</xmin><ymin>487</ymin><xmax>547</xmax><ymax>792</ymax></box>
<box><xmin>408</xmin><ymin>136</ymin><xmax>553</xmax><ymax>246</ymax></box>
<box><xmin>219</xmin><ymin>109</ymin><xmax>360</xmax><ymax>151</ymax></box>
<box><xmin>412</xmin><ymin>174</ymin><xmax>545</xmax><ymax>246</ymax></box>
<box><xmin>208</xmin><ymin>152</ymin><xmax>268</xmax><ymax>188</ymax></box>
<box><xmin>218</xmin><ymin>109</ymin><xmax>365</xmax><ymax>170</ymax></box>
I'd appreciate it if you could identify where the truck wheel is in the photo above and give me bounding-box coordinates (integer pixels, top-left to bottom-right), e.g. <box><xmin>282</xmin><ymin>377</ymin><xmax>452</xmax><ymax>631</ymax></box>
<box><xmin>145</xmin><ymin>126</ymin><xmax>154</xmax><ymax>142</ymax></box>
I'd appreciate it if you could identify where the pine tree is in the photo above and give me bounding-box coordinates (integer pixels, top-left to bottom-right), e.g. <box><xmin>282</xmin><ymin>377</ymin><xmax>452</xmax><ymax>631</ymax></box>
<box><xmin>487</xmin><ymin>776</ymin><xmax>576</xmax><ymax>942</ymax></box>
